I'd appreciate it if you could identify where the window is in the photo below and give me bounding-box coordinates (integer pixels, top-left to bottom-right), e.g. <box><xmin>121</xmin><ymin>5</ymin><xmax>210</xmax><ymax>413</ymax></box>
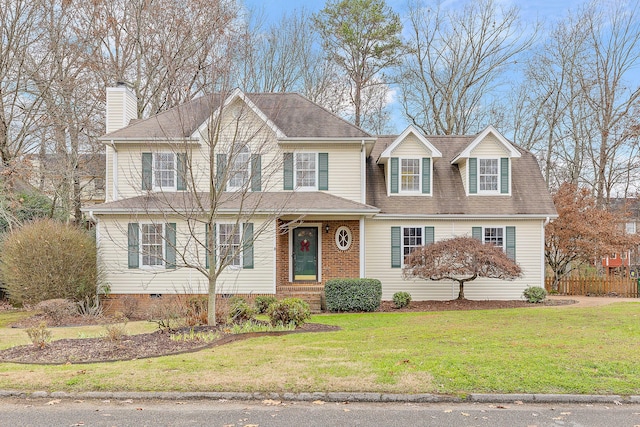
<box><xmin>403</xmin><ymin>227</ymin><xmax>423</xmax><ymax>261</ymax></box>
<box><xmin>218</xmin><ymin>223</ymin><xmax>242</xmax><ymax>267</ymax></box>
<box><xmin>228</xmin><ymin>145</ymin><xmax>250</xmax><ymax>190</ymax></box>
<box><xmin>154</xmin><ymin>153</ymin><xmax>176</xmax><ymax>189</ymax></box>
<box><xmin>479</xmin><ymin>159</ymin><xmax>499</xmax><ymax>192</ymax></box>
<box><xmin>295</xmin><ymin>153</ymin><xmax>317</xmax><ymax>189</ymax></box>
<box><xmin>483</xmin><ymin>227</ymin><xmax>504</xmax><ymax>250</ymax></box>
<box><xmin>401</xmin><ymin>159</ymin><xmax>420</xmax><ymax>192</ymax></box>
<box><xmin>335</xmin><ymin>226</ymin><xmax>352</xmax><ymax>251</ymax></box>
<box><xmin>141</xmin><ymin>224</ymin><xmax>164</xmax><ymax>267</ymax></box>
<box><xmin>626</xmin><ymin>222</ymin><xmax>636</xmax><ymax>234</ymax></box>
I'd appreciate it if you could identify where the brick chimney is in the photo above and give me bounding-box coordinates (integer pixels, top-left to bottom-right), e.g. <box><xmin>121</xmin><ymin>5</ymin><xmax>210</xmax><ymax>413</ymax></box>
<box><xmin>105</xmin><ymin>82</ymin><xmax>137</xmax><ymax>134</ymax></box>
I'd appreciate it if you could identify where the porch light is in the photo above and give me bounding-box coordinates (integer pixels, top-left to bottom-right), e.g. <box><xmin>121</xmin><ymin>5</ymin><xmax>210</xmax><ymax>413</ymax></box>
<box><xmin>325</xmin><ymin>224</ymin><xmax>330</xmax><ymax>233</ymax></box>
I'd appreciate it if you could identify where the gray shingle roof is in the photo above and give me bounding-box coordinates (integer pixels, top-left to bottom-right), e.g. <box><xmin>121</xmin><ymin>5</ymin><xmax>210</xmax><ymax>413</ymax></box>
<box><xmin>101</xmin><ymin>92</ymin><xmax>371</xmax><ymax>140</ymax></box>
<box><xmin>86</xmin><ymin>191</ymin><xmax>379</xmax><ymax>216</ymax></box>
<box><xmin>367</xmin><ymin>135</ymin><xmax>557</xmax><ymax>217</ymax></box>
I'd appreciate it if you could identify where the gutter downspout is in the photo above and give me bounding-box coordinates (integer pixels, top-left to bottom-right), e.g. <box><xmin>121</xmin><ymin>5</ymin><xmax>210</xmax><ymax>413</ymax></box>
<box><xmin>542</xmin><ymin>216</ymin><xmax>551</xmax><ymax>289</ymax></box>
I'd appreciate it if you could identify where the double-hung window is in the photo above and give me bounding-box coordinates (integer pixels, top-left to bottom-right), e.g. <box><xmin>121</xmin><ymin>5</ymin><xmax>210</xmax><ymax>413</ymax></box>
<box><xmin>218</xmin><ymin>223</ymin><xmax>242</xmax><ymax>267</ymax></box>
<box><xmin>228</xmin><ymin>145</ymin><xmax>250</xmax><ymax>190</ymax></box>
<box><xmin>483</xmin><ymin>227</ymin><xmax>504</xmax><ymax>250</ymax></box>
<box><xmin>295</xmin><ymin>153</ymin><xmax>317</xmax><ymax>190</ymax></box>
<box><xmin>141</xmin><ymin>224</ymin><xmax>164</xmax><ymax>266</ymax></box>
<box><xmin>403</xmin><ymin>227</ymin><xmax>423</xmax><ymax>261</ymax></box>
<box><xmin>479</xmin><ymin>158</ymin><xmax>499</xmax><ymax>192</ymax></box>
<box><xmin>154</xmin><ymin>153</ymin><xmax>176</xmax><ymax>190</ymax></box>
<box><xmin>400</xmin><ymin>159</ymin><xmax>420</xmax><ymax>192</ymax></box>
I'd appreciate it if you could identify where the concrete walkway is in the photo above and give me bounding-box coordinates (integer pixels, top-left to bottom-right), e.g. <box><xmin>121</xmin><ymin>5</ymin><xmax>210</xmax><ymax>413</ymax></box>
<box><xmin>547</xmin><ymin>294</ymin><xmax>640</xmax><ymax>307</ymax></box>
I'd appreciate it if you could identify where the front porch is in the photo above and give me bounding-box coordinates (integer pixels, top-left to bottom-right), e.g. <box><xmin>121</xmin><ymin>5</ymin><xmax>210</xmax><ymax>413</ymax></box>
<box><xmin>275</xmin><ymin>218</ymin><xmax>362</xmax><ymax>311</ymax></box>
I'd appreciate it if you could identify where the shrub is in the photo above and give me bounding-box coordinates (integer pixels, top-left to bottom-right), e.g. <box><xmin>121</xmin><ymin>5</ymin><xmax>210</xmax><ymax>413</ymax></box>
<box><xmin>254</xmin><ymin>295</ymin><xmax>278</xmax><ymax>314</ymax></box>
<box><xmin>523</xmin><ymin>286</ymin><xmax>547</xmax><ymax>303</ymax></box>
<box><xmin>35</xmin><ymin>299</ymin><xmax>77</xmax><ymax>326</ymax></box>
<box><xmin>103</xmin><ymin>312</ymin><xmax>128</xmax><ymax>342</ymax></box>
<box><xmin>146</xmin><ymin>297</ymin><xmax>186</xmax><ymax>332</ymax></box>
<box><xmin>184</xmin><ymin>295</ymin><xmax>208</xmax><ymax>326</ymax></box>
<box><xmin>267</xmin><ymin>298</ymin><xmax>311</xmax><ymax>327</ymax></box>
<box><xmin>26</xmin><ymin>321</ymin><xmax>52</xmax><ymax>349</ymax></box>
<box><xmin>325</xmin><ymin>278</ymin><xmax>382</xmax><ymax>312</ymax></box>
<box><xmin>119</xmin><ymin>295</ymin><xmax>140</xmax><ymax>320</ymax></box>
<box><xmin>0</xmin><ymin>219</ymin><xmax>100</xmax><ymax>306</ymax></box>
<box><xmin>393</xmin><ymin>291</ymin><xmax>412</xmax><ymax>308</ymax></box>
<box><xmin>228</xmin><ymin>297</ymin><xmax>256</xmax><ymax>324</ymax></box>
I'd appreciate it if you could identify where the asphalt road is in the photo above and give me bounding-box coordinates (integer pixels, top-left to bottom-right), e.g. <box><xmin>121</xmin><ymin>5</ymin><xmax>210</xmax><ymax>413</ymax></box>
<box><xmin>1</xmin><ymin>398</ymin><xmax>640</xmax><ymax>427</ymax></box>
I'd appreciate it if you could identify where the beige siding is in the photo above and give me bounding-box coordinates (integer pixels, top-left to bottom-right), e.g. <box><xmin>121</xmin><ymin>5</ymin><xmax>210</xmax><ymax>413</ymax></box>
<box><xmin>459</xmin><ymin>160</ymin><xmax>468</xmax><ymax>193</ymax></box>
<box><xmin>105</xmin><ymin>145</ymin><xmax>114</xmax><ymax>201</ymax></box>
<box><xmin>106</xmin><ymin>87</ymin><xmax>137</xmax><ymax>134</ymax></box>
<box><xmin>470</xmin><ymin>134</ymin><xmax>510</xmax><ymax>157</ymax></box>
<box><xmin>364</xmin><ymin>218</ymin><xmax>545</xmax><ymax>300</ymax></box>
<box><xmin>390</xmin><ymin>134</ymin><xmax>432</xmax><ymax>157</ymax></box>
<box><xmin>98</xmin><ymin>215</ymin><xmax>276</xmax><ymax>295</ymax></box>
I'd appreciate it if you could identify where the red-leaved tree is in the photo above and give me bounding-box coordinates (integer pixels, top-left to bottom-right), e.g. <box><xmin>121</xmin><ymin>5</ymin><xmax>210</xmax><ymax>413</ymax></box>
<box><xmin>402</xmin><ymin>236</ymin><xmax>522</xmax><ymax>300</ymax></box>
<box><xmin>545</xmin><ymin>183</ymin><xmax>639</xmax><ymax>291</ymax></box>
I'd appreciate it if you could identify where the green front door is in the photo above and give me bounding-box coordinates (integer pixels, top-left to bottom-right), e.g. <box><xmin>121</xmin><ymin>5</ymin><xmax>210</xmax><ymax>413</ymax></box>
<box><xmin>293</xmin><ymin>227</ymin><xmax>318</xmax><ymax>281</ymax></box>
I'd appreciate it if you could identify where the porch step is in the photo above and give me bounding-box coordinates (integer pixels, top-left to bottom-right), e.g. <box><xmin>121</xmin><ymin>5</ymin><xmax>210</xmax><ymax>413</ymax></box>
<box><xmin>277</xmin><ymin>286</ymin><xmax>324</xmax><ymax>313</ymax></box>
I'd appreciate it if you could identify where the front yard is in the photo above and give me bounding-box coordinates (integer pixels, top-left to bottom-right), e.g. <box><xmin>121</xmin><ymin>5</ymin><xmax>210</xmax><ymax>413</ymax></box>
<box><xmin>0</xmin><ymin>303</ymin><xmax>639</xmax><ymax>395</ymax></box>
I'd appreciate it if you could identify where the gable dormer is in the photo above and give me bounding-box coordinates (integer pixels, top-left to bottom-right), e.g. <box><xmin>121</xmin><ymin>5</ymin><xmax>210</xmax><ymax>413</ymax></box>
<box><xmin>451</xmin><ymin>125</ymin><xmax>521</xmax><ymax>196</ymax></box>
<box><xmin>378</xmin><ymin>125</ymin><xmax>443</xmax><ymax>196</ymax></box>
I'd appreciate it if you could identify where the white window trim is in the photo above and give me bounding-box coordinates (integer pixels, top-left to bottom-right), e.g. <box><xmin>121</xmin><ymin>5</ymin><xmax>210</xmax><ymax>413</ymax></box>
<box><xmin>294</xmin><ymin>152</ymin><xmax>318</xmax><ymax>191</ymax></box>
<box><xmin>401</xmin><ymin>225</ymin><xmax>424</xmax><ymax>267</ymax></box>
<box><xmin>399</xmin><ymin>157</ymin><xmax>422</xmax><ymax>194</ymax></box>
<box><xmin>477</xmin><ymin>157</ymin><xmax>500</xmax><ymax>195</ymax></box>
<box><xmin>140</xmin><ymin>222</ymin><xmax>165</xmax><ymax>269</ymax></box>
<box><xmin>217</xmin><ymin>222</ymin><xmax>243</xmax><ymax>269</ymax></box>
<box><xmin>335</xmin><ymin>226</ymin><xmax>352</xmax><ymax>251</ymax></box>
<box><xmin>482</xmin><ymin>226</ymin><xmax>506</xmax><ymax>252</ymax></box>
<box><xmin>152</xmin><ymin>152</ymin><xmax>177</xmax><ymax>191</ymax></box>
<box><xmin>226</xmin><ymin>145</ymin><xmax>251</xmax><ymax>192</ymax></box>
<box><xmin>626</xmin><ymin>222</ymin><xmax>636</xmax><ymax>234</ymax></box>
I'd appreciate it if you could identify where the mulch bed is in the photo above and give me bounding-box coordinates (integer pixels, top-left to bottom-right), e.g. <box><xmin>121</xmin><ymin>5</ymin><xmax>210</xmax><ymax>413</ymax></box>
<box><xmin>0</xmin><ymin>299</ymin><xmax>575</xmax><ymax>365</ymax></box>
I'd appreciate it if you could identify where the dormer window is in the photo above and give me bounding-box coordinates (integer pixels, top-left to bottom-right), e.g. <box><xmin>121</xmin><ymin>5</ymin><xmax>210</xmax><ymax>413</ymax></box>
<box><xmin>401</xmin><ymin>158</ymin><xmax>421</xmax><ymax>192</ymax></box>
<box><xmin>479</xmin><ymin>158</ymin><xmax>499</xmax><ymax>192</ymax></box>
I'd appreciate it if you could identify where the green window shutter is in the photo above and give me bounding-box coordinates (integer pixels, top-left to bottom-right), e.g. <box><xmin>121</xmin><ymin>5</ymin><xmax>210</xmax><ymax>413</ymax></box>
<box><xmin>142</xmin><ymin>153</ymin><xmax>152</xmax><ymax>191</ymax></box>
<box><xmin>468</xmin><ymin>158</ymin><xmax>477</xmax><ymax>194</ymax></box>
<box><xmin>243</xmin><ymin>222</ymin><xmax>254</xmax><ymax>269</ymax></box>
<box><xmin>422</xmin><ymin>158</ymin><xmax>431</xmax><ymax>194</ymax></box>
<box><xmin>500</xmin><ymin>157</ymin><xmax>509</xmax><ymax>194</ymax></box>
<box><xmin>216</xmin><ymin>154</ymin><xmax>227</xmax><ymax>192</ymax></box>
<box><xmin>165</xmin><ymin>223</ymin><xmax>176</xmax><ymax>269</ymax></box>
<box><xmin>472</xmin><ymin>226</ymin><xmax>482</xmax><ymax>241</ymax></box>
<box><xmin>283</xmin><ymin>153</ymin><xmax>293</xmax><ymax>190</ymax></box>
<box><xmin>251</xmin><ymin>154</ymin><xmax>261</xmax><ymax>192</ymax></box>
<box><xmin>424</xmin><ymin>226</ymin><xmax>434</xmax><ymax>245</ymax></box>
<box><xmin>127</xmin><ymin>223</ymin><xmax>139</xmax><ymax>269</ymax></box>
<box><xmin>318</xmin><ymin>152</ymin><xmax>329</xmax><ymax>190</ymax></box>
<box><xmin>506</xmin><ymin>226</ymin><xmax>516</xmax><ymax>260</ymax></box>
<box><xmin>177</xmin><ymin>153</ymin><xmax>186</xmax><ymax>190</ymax></box>
<box><xmin>390</xmin><ymin>157</ymin><xmax>399</xmax><ymax>194</ymax></box>
<box><xmin>205</xmin><ymin>223</ymin><xmax>216</xmax><ymax>269</ymax></box>
<box><xmin>391</xmin><ymin>226</ymin><xmax>401</xmax><ymax>268</ymax></box>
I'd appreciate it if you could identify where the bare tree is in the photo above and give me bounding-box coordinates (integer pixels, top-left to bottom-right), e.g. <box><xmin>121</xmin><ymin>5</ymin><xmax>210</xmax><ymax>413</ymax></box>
<box><xmin>400</xmin><ymin>0</ymin><xmax>536</xmax><ymax>135</ymax></box>
<box><xmin>402</xmin><ymin>236</ymin><xmax>522</xmax><ymax>300</ymax></box>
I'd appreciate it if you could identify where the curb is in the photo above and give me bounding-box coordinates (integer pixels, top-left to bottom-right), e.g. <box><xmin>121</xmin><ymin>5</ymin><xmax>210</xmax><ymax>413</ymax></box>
<box><xmin>0</xmin><ymin>390</ymin><xmax>638</xmax><ymax>404</ymax></box>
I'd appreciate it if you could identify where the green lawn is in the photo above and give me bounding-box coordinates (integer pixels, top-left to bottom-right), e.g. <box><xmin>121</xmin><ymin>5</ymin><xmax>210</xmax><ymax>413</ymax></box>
<box><xmin>0</xmin><ymin>303</ymin><xmax>639</xmax><ymax>395</ymax></box>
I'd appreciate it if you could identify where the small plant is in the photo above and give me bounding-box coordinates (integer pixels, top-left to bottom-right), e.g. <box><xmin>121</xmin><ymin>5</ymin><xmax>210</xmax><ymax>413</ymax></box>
<box><xmin>523</xmin><ymin>286</ymin><xmax>547</xmax><ymax>303</ymax></box>
<box><xmin>230</xmin><ymin>320</ymin><xmax>296</xmax><ymax>334</ymax></box>
<box><xmin>35</xmin><ymin>299</ymin><xmax>76</xmax><ymax>326</ymax></box>
<box><xmin>77</xmin><ymin>295</ymin><xmax>103</xmax><ymax>317</ymax></box>
<box><xmin>146</xmin><ymin>298</ymin><xmax>186</xmax><ymax>332</ymax></box>
<box><xmin>119</xmin><ymin>295</ymin><xmax>140</xmax><ymax>320</ymax></box>
<box><xmin>103</xmin><ymin>312</ymin><xmax>128</xmax><ymax>342</ymax></box>
<box><xmin>392</xmin><ymin>291</ymin><xmax>412</xmax><ymax>308</ymax></box>
<box><xmin>185</xmin><ymin>296</ymin><xmax>208</xmax><ymax>326</ymax></box>
<box><xmin>267</xmin><ymin>298</ymin><xmax>311</xmax><ymax>327</ymax></box>
<box><xmin>228</xmin><ymin>297</ymin><xmax>256</xmax><ymax>324</ymax></box>
<box><xmin>26</xmin><ymin>321</ymin><xmax>52</xmax><ymax>349</ymax></box>
<box><xmin>170</xmin><ymin>328</ymin><xmax>220</xmax><ymax>343</ymax></box>
<box><xmin>254</xmin><ymin>295</ymin><xmax>278</xmax><ymax>314</ymax></box>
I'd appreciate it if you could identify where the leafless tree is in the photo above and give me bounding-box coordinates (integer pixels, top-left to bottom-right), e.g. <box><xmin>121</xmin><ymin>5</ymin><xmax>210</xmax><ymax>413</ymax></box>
<box><xmin>399</xmin><ymin>0</ymin><xmax>537</xmax><ymax>135</ymax></box>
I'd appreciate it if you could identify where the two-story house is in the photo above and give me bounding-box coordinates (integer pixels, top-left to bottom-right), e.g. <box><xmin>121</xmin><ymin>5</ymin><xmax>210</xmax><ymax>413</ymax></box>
<box><xmin>85</xmin><ymin>85</ymin><xmax>557</xmax><ymax>312</ymax></box>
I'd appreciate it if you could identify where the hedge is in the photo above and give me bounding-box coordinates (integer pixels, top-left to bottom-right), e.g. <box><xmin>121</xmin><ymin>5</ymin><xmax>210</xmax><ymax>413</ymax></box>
<box><xmin>325</xmin><ymin>278</ymin><xmax>382</xmax><ymax>312</ymax></box>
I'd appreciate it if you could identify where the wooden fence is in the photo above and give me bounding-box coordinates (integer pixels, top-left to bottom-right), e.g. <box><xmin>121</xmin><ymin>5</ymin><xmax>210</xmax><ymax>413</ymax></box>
<box><xmin>545</xmin><ymin>276</ymin><xmax>639</xmax><ymax>298</ymax></box>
